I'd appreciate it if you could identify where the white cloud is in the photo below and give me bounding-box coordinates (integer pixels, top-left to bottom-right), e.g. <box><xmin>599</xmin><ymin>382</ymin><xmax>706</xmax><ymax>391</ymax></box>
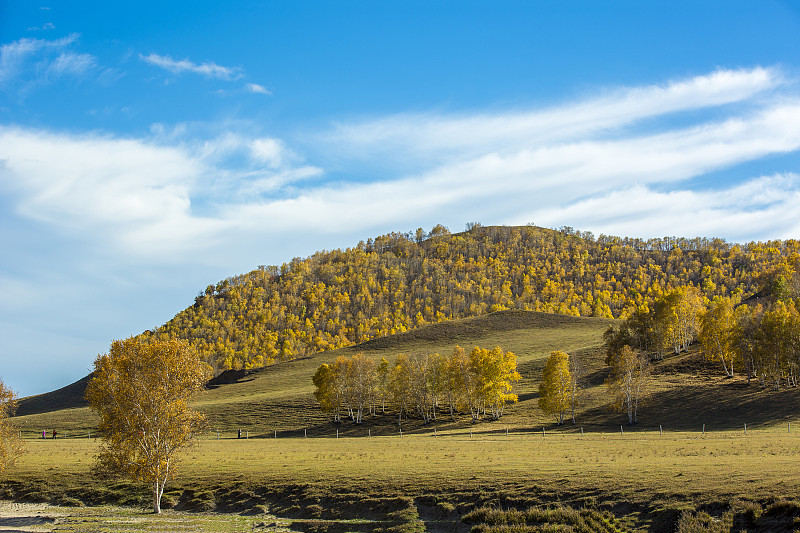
<box><xmin>527</xmin><ymin>175</ymin><xmax>800</xmax><ymax>242</ymax></box>
<box><xmin>245</xmin><ymin>82</ymin><xmax>270</xmax><ymax>95</ymax></box>
<box><xmin>250</xmin><ymin>138</ymin><xmax>285</xmax><ymax>167</ymax></box>
<box><xmin>140</xmin><ymin>53</ymin><xmax>242</xmax><ymax>80</ymax></box>
<box><xmin>324</xmin><ymin>67</ymin><xmax>781</xmax><ymax>163</ymax></box>
<box><xmin>2</xmin><ymin>67</ymin><xmax>800</xmax><ymax>268</ymax></box>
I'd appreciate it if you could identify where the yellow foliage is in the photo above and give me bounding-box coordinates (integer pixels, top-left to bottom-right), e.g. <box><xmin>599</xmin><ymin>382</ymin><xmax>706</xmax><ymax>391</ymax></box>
<box><xmin>0</xmin><ymin>379</ymin><xmax>24</xmax><ymax>475</ymax></box>
<box><xmin>538</xmin><ymin>350</ymin><xmax>571</xmax><ymax>424</ymax></box>
<box><xmin>86</xmin><ymin>338</ymin><xmax>209</xmax><ymax>513</ymax></box>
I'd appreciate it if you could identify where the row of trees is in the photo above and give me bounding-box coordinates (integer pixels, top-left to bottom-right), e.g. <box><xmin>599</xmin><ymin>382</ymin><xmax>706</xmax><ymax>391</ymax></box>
<box><xmin>141</xmin><ymin>224</ymin><xmax>800</xmax><ymax>373</ymax></box>
<box><xmin>538</xmin><ymin>347</ymin><xmax>651</xmax><ymax>426</ymax></box>
<box><xmin>701</xmin><ymin>298</ymin><xmax>800</xmax><ymax>389</ymax></box>
<box><xmin>313</xmin><ymin>346</ymin><xmax>521</xmax><ymax>424</ymax></box>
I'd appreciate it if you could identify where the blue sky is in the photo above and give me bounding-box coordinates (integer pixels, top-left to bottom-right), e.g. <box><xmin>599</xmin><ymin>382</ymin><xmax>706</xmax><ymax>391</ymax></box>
<box><xmin>2</xmin><ymin>1</ymin><xmax>800</xmax><ymax>396</ymax></box>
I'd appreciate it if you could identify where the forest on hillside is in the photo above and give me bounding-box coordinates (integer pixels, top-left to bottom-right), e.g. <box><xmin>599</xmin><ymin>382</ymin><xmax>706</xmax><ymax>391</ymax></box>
<box><xmin>144</xmin><ymin>224</ymin><xmax>800</xmax><ymax>373</ymax></box>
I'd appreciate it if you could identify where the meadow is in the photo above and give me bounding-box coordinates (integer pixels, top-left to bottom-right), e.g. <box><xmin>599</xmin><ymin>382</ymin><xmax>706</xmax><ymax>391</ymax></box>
<box><xmin>7</xmin><ymin>310</ymin><xmax>800</xmax><ymax>531</ymax></box>
<box><xmin>5</xmin><ymin>428</ymin><xmax>800</xmax><ymax>531</ymax></box>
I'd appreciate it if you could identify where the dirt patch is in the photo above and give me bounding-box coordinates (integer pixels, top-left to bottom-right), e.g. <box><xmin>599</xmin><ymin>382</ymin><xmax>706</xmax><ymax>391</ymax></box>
<box><xmin>0</xmin><ymin>502</ymin><xmax>60</xmax><ymax>532</ymax></box>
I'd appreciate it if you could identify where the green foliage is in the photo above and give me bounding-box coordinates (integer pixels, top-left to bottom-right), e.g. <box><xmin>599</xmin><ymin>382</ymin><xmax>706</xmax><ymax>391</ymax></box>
<box><xmin>139</xmin><ymin>225</ymin><xmax>800</xmax><ymax>373</ymax></box>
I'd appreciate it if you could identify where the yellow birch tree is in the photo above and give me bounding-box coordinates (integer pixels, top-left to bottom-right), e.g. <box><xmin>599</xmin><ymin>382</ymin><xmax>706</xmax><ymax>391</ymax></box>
<box><xmin>538</xmin><ymin>350</ymin><xmax>571</xmax><ymax>424</ymax></box>
<box><xmin>86</xmin><ymin>338</ymin><xmax>208</xmax><ymax>514</ymax></box>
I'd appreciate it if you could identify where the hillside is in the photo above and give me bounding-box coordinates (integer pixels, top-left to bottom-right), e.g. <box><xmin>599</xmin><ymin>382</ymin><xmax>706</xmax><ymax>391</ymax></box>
<box><xmin>14</xmin><ymin>309</ymin><xmax>800</xmax><ymax>438</ymax></box>
<box><xmin>141</xmin><ymin>224</ymin><xmax>800</xmax><ymax>373</ymax></box>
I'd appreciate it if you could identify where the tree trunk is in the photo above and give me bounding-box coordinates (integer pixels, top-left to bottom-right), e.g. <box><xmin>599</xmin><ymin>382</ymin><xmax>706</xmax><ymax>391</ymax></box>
<box><xmin>153</xmin><ymin>481</ymin><xmax>162</xmax><ymax>514</ymax></box>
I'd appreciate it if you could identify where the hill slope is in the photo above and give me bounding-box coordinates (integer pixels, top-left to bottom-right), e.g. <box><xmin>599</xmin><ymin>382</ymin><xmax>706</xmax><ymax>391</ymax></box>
<box><xmin>14</xmin><ymin>309</ymin><xmax>800</xmax><ymax>437</ymax></box>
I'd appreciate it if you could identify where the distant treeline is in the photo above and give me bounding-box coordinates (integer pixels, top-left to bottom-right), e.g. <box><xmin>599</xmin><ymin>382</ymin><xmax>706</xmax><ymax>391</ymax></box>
<box><xmin>142</xmin><ymin>224</ymin><xmax>800</xmax><ymax>373</ymax></box>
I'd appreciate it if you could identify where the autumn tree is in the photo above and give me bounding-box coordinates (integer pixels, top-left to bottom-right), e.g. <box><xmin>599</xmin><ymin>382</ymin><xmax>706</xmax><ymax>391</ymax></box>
<box><xmin>653</xmin><ymin>287</ymin><xmax>703</xmax><ymax>357</ymax></box>
<box><xmin>443</xmin><ymin>347</ymin><xmax>468</xmax><ymax>419</ymax></box>
<box><xmin>348</xmin><ymin>353</ymin><xmax>376</xmax><ymax>423</ymax></box>
<box><xmin>469</xmin><ymin>346</ymin><xmax>520</xmax><ymax>420</ymax></box>
<box><xmin>699</xmin><ymin>296</ymin><xmax>738</xmax><ymax>377</ymax></box>
<box><xmin>376</xmin><ymin>357</ymin><xmax>390</xmax><ymax>414</ymax></box>
<box><xmin>313</xmin><ymin>363</ymin><xmax>341</xmax><ymax>422</ymax></box>
<box><xmin>0</xmin><ymin>379</ymin><xmax>23</xmax><ymax>475</ymax></box>
<box><xmin>606</xmin><ymin>346</ymin><xmax>650</xmax><ymax>425</ymax></box>
<box><xmin>568</xmin><ymin>351</ymin><xmax>584</xmax><ymax>424</ymax></box>
<box><xmin>86</xmin><ymin>338</ymin><xmax>209</xmax><ymax>514</ymax></box>
<box><xmin>538</xmin><ymin>351</ymin><xmax>571</xmax><ymax>424</ymax></box>
<box><xmin>759</xmin><ymin>301</ymin><xmax>800</xmax><ymax>389</ymax></box>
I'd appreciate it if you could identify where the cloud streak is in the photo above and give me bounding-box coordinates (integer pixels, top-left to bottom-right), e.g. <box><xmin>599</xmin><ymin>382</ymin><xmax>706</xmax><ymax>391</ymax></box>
<box><xmin>140</xmin><ymin>53</ymin><xmax>243</xmax><ymax>80</ymax></box>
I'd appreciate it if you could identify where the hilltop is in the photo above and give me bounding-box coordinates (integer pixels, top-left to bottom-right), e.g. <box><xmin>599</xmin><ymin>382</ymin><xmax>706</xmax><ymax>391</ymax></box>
<box><xmin>139</xmin><ymin>224</ymin><xmax>799</xmax><ymax>374</ymax></box>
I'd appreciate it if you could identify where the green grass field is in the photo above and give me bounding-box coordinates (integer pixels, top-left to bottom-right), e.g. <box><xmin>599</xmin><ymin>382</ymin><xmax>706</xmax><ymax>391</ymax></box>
<box><xmin>7</xmin><ymin>310</ymin><xmax>800</xmax><ymax>531</ymax></box>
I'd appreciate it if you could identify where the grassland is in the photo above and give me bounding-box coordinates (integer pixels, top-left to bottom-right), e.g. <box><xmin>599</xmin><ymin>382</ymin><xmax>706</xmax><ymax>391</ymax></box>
<box><xmin>5</xmin><ymin>429</ymin><xmax>800</xmax><ymax>531</ymax></box>
<box><xmin>7</xmin><ymin>310</ymin><xmax>800</xmax><ymax>531</ymax></box>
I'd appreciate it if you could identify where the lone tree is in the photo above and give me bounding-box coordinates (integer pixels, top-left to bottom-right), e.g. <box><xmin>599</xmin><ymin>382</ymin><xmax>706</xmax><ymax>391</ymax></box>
<box><xmin>86</xmin><ymin>338</ymin><xmax>208</xmax><ymax>513</ymax></box>
<box><xmin>606</xmin><ymin>345</ymin><xmax>650</xmax><ymax>425</ymax></box>
<box><xmin>538</xmin><ymin>350</ymin><xmax>571</xmax><ymax>424</ymax></box>
<box><xmin>0</xmin><ymin>379</ymin><xmax>24</xmax><ymax>474</ymax></box>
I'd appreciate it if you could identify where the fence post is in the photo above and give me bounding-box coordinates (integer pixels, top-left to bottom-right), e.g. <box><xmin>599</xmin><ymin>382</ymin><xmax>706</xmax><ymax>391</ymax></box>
<box><xmin>470</xmin><ymin>428</ymin><xmax>472</xmax><ymax>438</ymax></box>
<box><xmin>337</xmin><ymin>429</ymin><xmax>339</xmax><ymax>439</ymax></box>
<box><xmin>216</xmin><ymin>430</ymin><xmax>219</xmax><ymax>439</ymax></box>
<box><xmin>620</xmin><ymin>425</ymin><xmax>624</xmax><ymax>436</ymax></box>
<box><xmin>659</xmin><ymin>424</ymin><xmax>662</xmax><ymax>436</ymax></box>
<box><xmin>305</xmin><ymin>429</ymin><xmax>307</xmax><ymax>438</ymax></box>
<box><xmin>580</xmin><ymin>426</ymin><xmax>584</xmax><ymax>437</ymax></box>
<box><xmin>702</xmin><ymin>424</ymin><xmax>705</xmax><ymax>436</ymax></box>
<box><xmin>542</xmin><ymin>427</ymin><xmax>545</xmax><ymax>437</ymax></box>
<box><xmin>506</xmin><ymin>427</ymin><xmax>509</xmax><ymax>437</ymax></box>
<box><xmin>399</xmin><ymin>428</ymin><xmax>402</xmax><ymax>438</ymax></box>
<box><xmin>368</xmin><ymin>429</ymin><xmax>371</xmax><ymax>438</ymax></box>
<box><xmin>246</xmin><ymin>431</ymin><xmax>249</xmax><ymax>439</ymax></box>
<box><xmin>744</xmin><ymin>423</ymin><xmax>747</xmax><ymax>436</ymax></box>
<box><xmin>434</xmin><ymin>428</ymin><xmax>437</xmax><ymax>437</ymax></box>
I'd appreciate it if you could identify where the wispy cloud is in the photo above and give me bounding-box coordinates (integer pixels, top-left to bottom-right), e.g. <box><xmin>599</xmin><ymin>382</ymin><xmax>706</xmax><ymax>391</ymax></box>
<box><xmin>1</xmin><ymin>67</ymin><xmax>799</xmax><ymax>268</ymax></box>
<box><xmin>0</xmin><ymin>33</ymin><xmax>80</xmax><ymax>84</ymax></box>
<box><xmin>324</xmin><ymin>67</ymin><xmax>781</xmax><ymax>166</ymax></box>
<box><xmin>0</xmin><ymin>33</ymin><xmax>108</xmax><ymax>93</ymax></box>
<box><xmin>27</xmin><ymin>22</ymin><xmax>55</xmax><ymax>31</ymax></box>
<box><xmin>46</xmin><ymin>52</ymin><xmax>96</xmax><ymax>77</ymax></box>
<box><xmin>139</xmin><ymin>53</ymin><xmax>243</xmax><ymax>80</ymax></box>
<box><xmin>245</xmin><ymin>82</ymin><xmax>270</xmax><ymax>95</ymax></box>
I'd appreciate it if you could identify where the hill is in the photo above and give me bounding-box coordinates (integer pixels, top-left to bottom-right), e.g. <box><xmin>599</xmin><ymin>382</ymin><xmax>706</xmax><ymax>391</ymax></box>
<box><xmin>141</xmin><ymin>224</ymin><xmax>800</xmax><ymax>373</ymax></box>
<box><xmin>13</xmin><ymin>309</ymin><xmax>800</xmax><ymax>438</ymax></box>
